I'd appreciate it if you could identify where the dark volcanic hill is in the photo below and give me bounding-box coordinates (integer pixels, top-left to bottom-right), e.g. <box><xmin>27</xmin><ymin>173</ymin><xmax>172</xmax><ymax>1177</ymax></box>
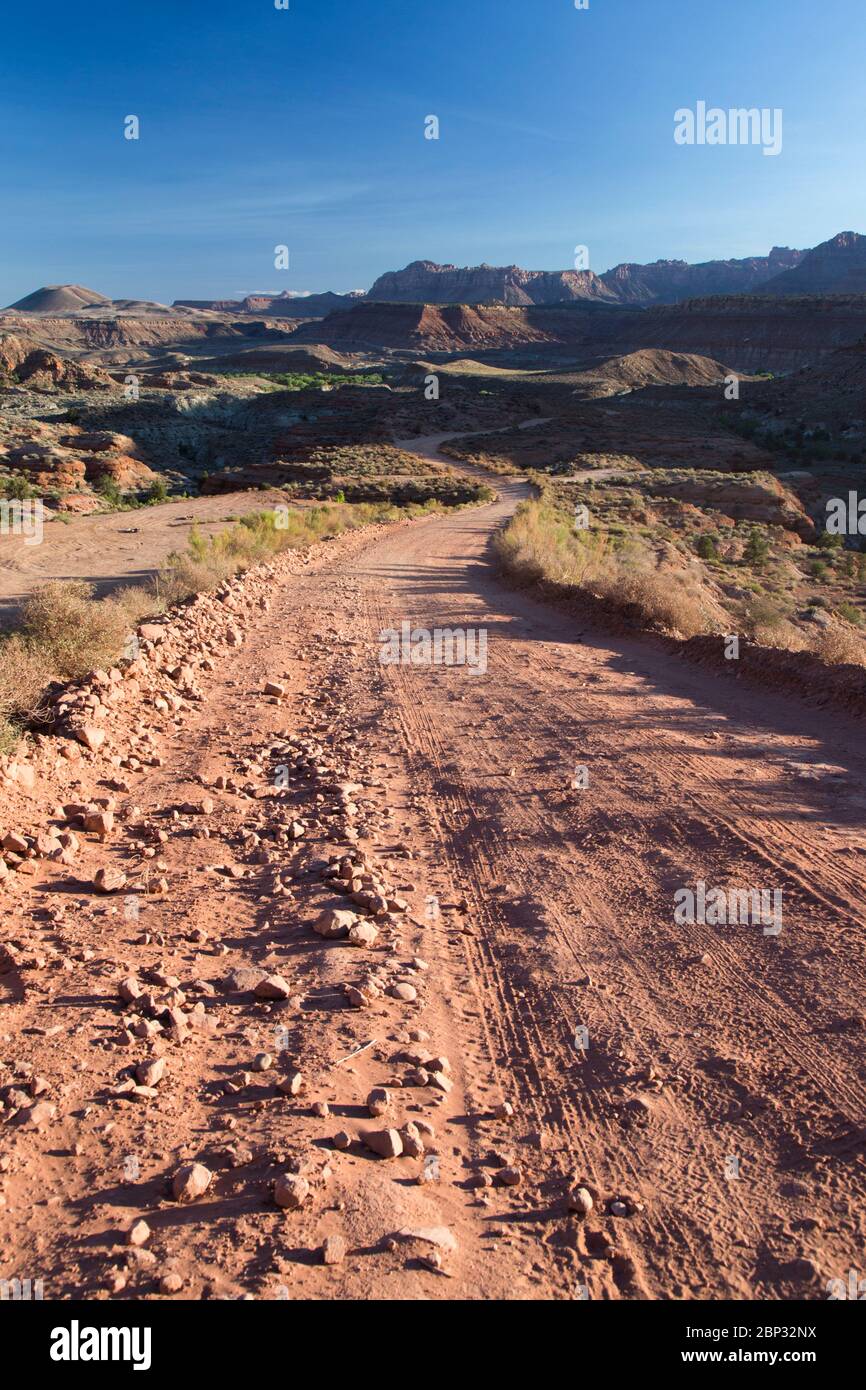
<box><xmin>6</xmin><ymin>284</ymin><xmax>112</xmax><ymax>313</ymax></box>
<box><xmin>757</xmin><ymin>232</ymin><xmax>866</xmax><ymax>295</ymax></box>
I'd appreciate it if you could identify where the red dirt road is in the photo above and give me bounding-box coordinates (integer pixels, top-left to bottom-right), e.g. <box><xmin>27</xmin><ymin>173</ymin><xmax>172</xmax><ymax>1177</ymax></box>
<box><xmin>2</xmin><ymin>451</ymin><xmax>865</xmax><ymax>1301</ymax></box>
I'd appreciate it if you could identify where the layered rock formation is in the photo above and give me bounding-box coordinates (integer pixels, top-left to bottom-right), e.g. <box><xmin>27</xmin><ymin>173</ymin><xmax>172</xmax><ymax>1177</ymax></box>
<box><xmin>366</xmin><ymin>249</ymin><xmax>808</xmax><ymax>306</ymax></box>
<box><xmin>367</xmin><ymin>260</ymin><xmax>616</xmax><ymax>305</ymax></box>
<box><xmin>600</xmin><ymin>247</ymin><xmax>804</xmax><ymax>304</ymax></box>
<box><xmin>757</xmin><ymin>232</ymin><xmax>866</xmax><ymax>295</ymax></box>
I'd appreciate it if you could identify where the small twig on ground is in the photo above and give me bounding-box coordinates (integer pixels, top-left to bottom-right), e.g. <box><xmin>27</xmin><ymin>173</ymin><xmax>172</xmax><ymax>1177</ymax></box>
<box><xmin>333</xmin><ymin>1038</ymin><xmax>378</xmax><ymax>1067</ymax></box>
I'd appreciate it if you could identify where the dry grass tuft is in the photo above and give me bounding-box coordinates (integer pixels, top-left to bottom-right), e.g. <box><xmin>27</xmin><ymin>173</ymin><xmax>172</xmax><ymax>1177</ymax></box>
<box><xmin>813</xmin><ymin>623</ymin><xmax>866</xmax><ymax>668</ymax></box>
<box><xmin>0</xmin><ymin>499</ymin><xmax>431</xmax><ymax>750</ymax></box>
<box><xmin>494</xmin><ymin>498</ymin><xmax>707</xmax><ymax>637</ymax></box>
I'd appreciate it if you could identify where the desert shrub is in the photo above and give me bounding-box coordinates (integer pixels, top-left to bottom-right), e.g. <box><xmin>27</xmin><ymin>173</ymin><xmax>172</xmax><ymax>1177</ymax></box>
<box><xmin>97</xmin><ymin>476</ymin><xmax>125</xmax><ymax>508</ymax></box>
<box><xmin>813</xmin><ymin>624</ymin><xmax>866</xmax><ymax>668</ymax></box>
<box><xmin>837</xmin><ymin>601</ymin><xmax>864</xmax><ymax>627</ymax></box>
<box><xmin>0</xmin><ymin>634</ymin><xmax>54</xmax><ymax>751</ymax></box>
<box><xmin>494</xmin><ymin>498</ymin><xmax>707</xmax><ymax>637</ymax></box>
<box><xmin>20</xmin><ymin>581</ymin><xmax>130</xmax><ymax>680</ymax></box>
<box><xmin>695</xmin><ymin>533</ymin><xmax>720</xmax><ymax>561</ymax></box>
<box><xmin>839</xmin><ymin>552</ymin><xmax>858</xmax><ymax>580</ymax></box>
<box><xmin>0</xmin><ymin>579</ymin><xmax>152</xmax><ymax>748</ymax></box>
<box><xmin>596</xmin><ymin>564</ymin><xmax>706</xmax><ymax>637</ymax></box>
<box><xmin>818</xmin><ymin>531</ymin><xmax>844</xmax><ymax>551</ymax></box>
<box><xmin>746</xmin><ymin>598</ymin><xmax>808</xmax><ymax>651</ymax></box>
<box><xmin>111</xmin><ymin>585</ymin><xmax>164</xmax><ymax>626</ymax></box>
<box><xmin>746</xmin><ymin>595</ymin><xmax>789</xmax><ymax>633</ymax></box>
<box><xmin>754</xmin><ymin>620</ymin><xmax>809</xmax><ymax>652</ymax></box>
<box><xmin>743</xmin><ymin>527</ymin><xmax>771</xmax><ymax>567</ymax></box>
<box><xmin>145</xmin><ymin>478</ymin><xmax>170</xmax><ymax>504</ymax></box>
<box><xmin>2</xmin><ymin>473</ymin><xmax>39</xmax><ymax>500</ymax></box>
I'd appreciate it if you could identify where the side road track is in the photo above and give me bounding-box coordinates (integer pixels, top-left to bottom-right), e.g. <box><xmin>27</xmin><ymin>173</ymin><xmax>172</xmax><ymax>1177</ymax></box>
<box><xmin>1</xmin><ymin>453</ymin><xmax>865</xmax><ymax>1301</ymax></box>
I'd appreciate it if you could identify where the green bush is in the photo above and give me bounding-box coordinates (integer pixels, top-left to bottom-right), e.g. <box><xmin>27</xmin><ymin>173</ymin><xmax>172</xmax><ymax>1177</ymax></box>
<box><xmin>695</xmin><ymin>534</ymin><xmax>720</xmax><ymax>561</ymax></box>
<box><xmin>837</xmin><ymin>601</ymin><xmax>864</xmax><ymax>627</ymax></box>
<box><xmin>744</xmin><ymin>528</ymin><xmax>771</xmax><ymax>567</ymax></box>
<box><xmin>97</xmin><ymin>476</ymin><xmax>125</xmax><ymax>507</ymax></box>
<box><xmin>145</xmin><ymin>478</ymin><xmax>170</xmax><ymax>504</ymax></box>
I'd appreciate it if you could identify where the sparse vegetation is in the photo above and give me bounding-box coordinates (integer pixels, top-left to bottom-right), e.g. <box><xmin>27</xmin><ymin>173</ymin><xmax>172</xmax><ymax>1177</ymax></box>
<box><xmin>0</xmin><ymin>582</ymin><xmax>156</xmax><ymax>752</ymax></box>
<box><xmin>743</xmin><ymin>527</ymin><xmax>771</xmax><ymax>568</ymax></box>
<box><xmin>157</xmin><ymin>497</ymin><xmax>485</xmax><ymax>605</ymax></box>
<box><xmin>494</xmin><ymin>488</ymin><xmax>866</xmax><ymax>670</ymax></box>
<box><xmin>0</xmin><ymin>493</ymin><xmax>490</xmax><ymax>750</ymax></box>
<box><xmin>220</xmin><ymin>370</ymin><xmax>385</xmax><ymax>391</ymax></box>
<box><xmin>494</xmin><ymin>496</ymin><xmax>708</xmax><ymax>637</ymax></box>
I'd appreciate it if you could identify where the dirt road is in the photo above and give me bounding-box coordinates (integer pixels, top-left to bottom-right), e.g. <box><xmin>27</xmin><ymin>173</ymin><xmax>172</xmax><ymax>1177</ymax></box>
<box><xmin>2</xmin><ymin>443</ymin><xmax>865</xmax><ymax>1301</ymax></box>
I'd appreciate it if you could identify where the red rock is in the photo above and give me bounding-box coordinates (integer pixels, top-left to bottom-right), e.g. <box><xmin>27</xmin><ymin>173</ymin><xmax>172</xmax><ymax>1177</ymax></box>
<box><xmin>171</xmin><ymin>1162</ymin><xmax>212</xmax><ymax>1202</ymax></box>
<box><xmin>496</xmin><ymin>1166</ymin><xmax>522</xmax><ymax>1187</ymax></box>
<box><xmin>77</xmin><ymin>725</ymin><xmax>105</xmax><ymax>753</ymax></box>
<box><xmin>119</xmin><ymin>977</ymin><xmax>143</xmax><ymax>1003</ymax></box>
<box><xmin>367</xmin><ymin>1087</ymin><xmax>390</xmax><ymax>1117</ymax></box>
<box><xmin>277</xmin><ymin>1071</ymin><xmax>304</xmax><ymax>1097</ymax></box>
<box><xmin>322</xmin><ymin>1235</ymin><xmax>347</xmax><ymax>1265</ymax></box>
<box><xmin>347</xmin><ymin>921</ymin><xmax>379</xmax><ymax>948</ymax></box>
<box><xmin>313</xmin><ymin>906</ymin><xmax>357</xmax><ymax>939</ymax></box>
<box><xmin>20</xmin><ymin>1101</ymin><xmax>56</xmax><ymax>1129</ymax></box>
<box><xmin>136</xmin><ymin>1057</ymin><xmax>166</xmax><ymax>1087</ymax></box>
<box><xmin>389</xmin><ymin>983</ymin><xmax>417</xmax><ymax>1003</ymax></box>
<box><xmin>254</xmin><ymin>974</ymin><xmax>292</xmax><ymax>1001</ymax></box>
<box><xmin>364</xmin><ymin>1128</ymin><xmax>404</xmax><ymax>1159</ymax></box>
<box><xmin>274</xmin><ymin>1174</ymin><xmax>309</xmax><ymax>1209</ymax></box>
<box><xmin>93</xmin><ymin>866</ymin><xmax>127</xmax><ymax>894</ymax></box>
<box><xmin>34</xmin><ymin>833</ymin><xmax>63</xmax><ymax>859</ymax></box>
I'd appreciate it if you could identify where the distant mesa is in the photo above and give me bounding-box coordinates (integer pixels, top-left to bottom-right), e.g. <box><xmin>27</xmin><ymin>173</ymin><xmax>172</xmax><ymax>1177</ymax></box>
<box><xmin>172</xmin><ymin>290</ymin><xmax>365</xmax><ymax>319</ymax></box>
<box><xmin>366</xmin><ymin>250</ymin><xmax>809</xmax><ymax>307</ymax></box>
<box><xmin>191</xmin><ymin>343</ymin><xmax>354</xmax><ymax>374</ymax></box>
<box><xmin>5</xmin><ymin>284</ymin><xmax>111</xmax><ymax>313</ymax></box>
<box><xmin>599</xmin><ymin>246</ymin><xmax>805</xmax><ymax>304</ymax></box>
<box><xmin>172</xmin><ymin>298</ymin><xmax>244</xmax><ymax>312</ymax></box>
<box><xmin>238</xmin><ymin>290</ymin><xmax>366</xmax><ymax>318</ymax></box>
<box><xmin>367</xmin><ymin>260</ymin><xmax>618</xmax><ymax>306</ymax></box>
<box><xmin>290</xmin><ymin>300</ymin><xmax>572</xmax><ymax>351</ymax></box>
<box><xmin>5</xmin><ymin>233</ymin><xmax>866</xmax><ymax>336</ymax></box>
<box><xmin>756</xmin><ymin>232</ymin><xmax>866</xmax><ymax>295</ymax></box>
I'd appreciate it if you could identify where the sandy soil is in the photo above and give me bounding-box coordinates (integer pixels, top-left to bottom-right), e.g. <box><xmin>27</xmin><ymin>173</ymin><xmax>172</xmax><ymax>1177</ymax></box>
<box><xmin>1</xmin><ymin>443</ymin><xmax>865</xmax><ymax>1301</ymax></box>
<box><xmin>0</xmin><ymin>490</ymin><xmax>293</xmax><ymax>623</ymax></box>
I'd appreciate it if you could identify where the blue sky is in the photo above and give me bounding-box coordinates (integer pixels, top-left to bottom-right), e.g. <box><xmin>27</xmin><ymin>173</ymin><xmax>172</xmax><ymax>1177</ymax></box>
<box><xmin>1</xmin><ymin>0</ymin><xmax>864</xmax><ymax>305</ymax></box>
